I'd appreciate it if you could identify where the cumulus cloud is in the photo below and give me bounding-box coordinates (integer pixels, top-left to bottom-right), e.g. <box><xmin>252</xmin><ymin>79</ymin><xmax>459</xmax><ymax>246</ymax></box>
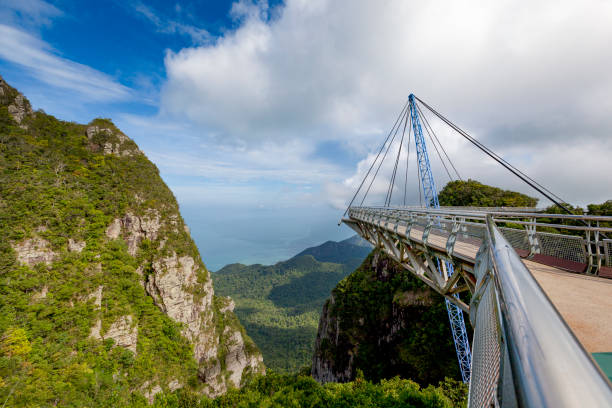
<box><xmin>157</xmin><ymin>0</ymin><xmax>612</xmax><ymax>208</ymax></box>
<box><xmin>162</xmin><ymin>0</ymin><xmax>612</xmax><ymax>145</ymax></box>
<box><xmin>0</xmin><ymin>24</ymin><xmax>132</xmax><ymax>102</ymax></box>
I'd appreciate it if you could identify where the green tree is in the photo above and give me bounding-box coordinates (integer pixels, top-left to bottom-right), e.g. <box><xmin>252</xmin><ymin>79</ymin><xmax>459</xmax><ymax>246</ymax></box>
<box><xmin>438</xmin><ymin>179</ymin><xmax>537</xmax><ymax>207</ymax></box>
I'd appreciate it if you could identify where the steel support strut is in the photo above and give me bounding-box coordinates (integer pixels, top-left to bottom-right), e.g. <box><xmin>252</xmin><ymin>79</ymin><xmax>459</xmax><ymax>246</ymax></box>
<box><xmin>409</xmin><ymin>94</ymin><xmax>472</xmax><ymax>383</ymax></box>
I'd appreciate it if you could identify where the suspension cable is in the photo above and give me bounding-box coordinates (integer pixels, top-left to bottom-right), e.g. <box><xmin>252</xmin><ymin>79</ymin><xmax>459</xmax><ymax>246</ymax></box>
<box><xmin>403</xmin><ymin>118</ymin><xmax>413</xmax><ymax>206</ymax></box>
<box><xmin>360</xmin><ymin>106</ymin><xmax>409</xmax><ymax>206</ymax></box>
<box><xmin>386</xmin><ymin>106</ymin><xmax>410</xmax><ymax>206</ymax></box>
<box><xmin>340</xmin><ymin>101</ymin><xmax>409</xmax><ymax>220</ymax></box>
<box><xmin>416</xmin><ymin>102</ymin><xmax>462</xmax><ymax>180</ymax></box>
<box><xmin>417</xmin><ymin>104</ymin><xmax>454</xmax><ymax>182</ymax></box>
<box><xmin>414</xmin><ymin>96</ymin><xmax>575</xmax><ymax>214</ymax></box>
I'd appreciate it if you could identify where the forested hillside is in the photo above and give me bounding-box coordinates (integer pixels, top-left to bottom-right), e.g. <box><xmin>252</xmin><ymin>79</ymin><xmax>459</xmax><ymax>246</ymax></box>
<box><xmin>212</xmin><ymin>236</ymin><xmax>371</xmax><ymax>372</ymax></box>
<box><xmin>312</xmin><ymin>250</ymin><xmax>461</xmax><ymax>386</ymax></box>
<box><xmin>0</xmin><ymin>76</ymin><xmax>263</xmax><ymax>406</ymax></box>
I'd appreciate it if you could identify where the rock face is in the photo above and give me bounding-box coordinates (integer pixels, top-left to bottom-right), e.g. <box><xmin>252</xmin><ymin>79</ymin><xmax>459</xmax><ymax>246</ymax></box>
<box><xmin>68</xmin><ymin>238</ymin><xmax>86</xmax><ymax>253</ymax></box>
<box><xmin>311</xmin><ymin>250</ymin><xmax>461</xmax><ymax>386</ymax></box>
<box><xmin>86</xmin><ymin>125</ymin><xmax>141</xmax><ymax>157</ymax></box>
<box><xmin>12</xmin><ymin>237</ymin><xmax>56</xmax><ymax>267</ymax></box>
<box><xmin>146</xmin><ymin>253</ymin><xmax>213</xmax><ymax>362</ymax></box>
<box><xmin>0</xmin><ymin>75</ymin><xmax>33</xmax><ymax>125</ymax></box>
<box><xmin>106</xmin><ymin>315</ymin><xmax>139</xmax><ymax>353</ymax></box>
<box><xmin>143</xmin><ymin>252</ymin><xmax>263</xmax><ymax>395</ymax></box>
<box><xmin>8</xmin><ymin>94</ymin><xmax>33</xmax><ymax>124</ymax></box>
<box><xmin>106</xmin><ymin>210</ymin><xmax>162</xmax><ymax>255</ymax></box>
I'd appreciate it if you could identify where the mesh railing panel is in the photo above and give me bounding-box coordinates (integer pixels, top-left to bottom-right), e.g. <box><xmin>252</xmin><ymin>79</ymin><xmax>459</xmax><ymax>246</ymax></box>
<box><xmin>537</xmin><ymin>232</ymin><xmax>587</xmax><ymax>264</ymax></box>
<box><xmin>604</xmin><ymin>240</ymin><xmax>612</xmax><ymax>267</ymax></box>
<box><xmin>461</xmin><ymin>223</ymin><xmax>487</xmax><ymax>240</ymax></box>
<box><xmin>468</xmin><ymin>278</ymin><xmax>500</xmax><ymax>408</ymax></box>
<box><xmin>499</xmin><ymin>227</ymin><xmax>529</xmax><ymax>252</ymax></box>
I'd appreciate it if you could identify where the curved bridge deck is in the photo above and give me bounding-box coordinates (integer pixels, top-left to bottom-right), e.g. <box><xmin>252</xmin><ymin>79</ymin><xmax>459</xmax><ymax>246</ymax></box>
<box><xmin>345</xmin><ymin>207</ymin><xmax>612</xmax><ymax>355</ymax></box>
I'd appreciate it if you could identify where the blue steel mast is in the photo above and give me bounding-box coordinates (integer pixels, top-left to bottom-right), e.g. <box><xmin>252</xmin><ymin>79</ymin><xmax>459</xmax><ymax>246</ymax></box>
<box><xmin>408</xmin><ymin>94</ymin><xmax>472</xmax><ymax>383</ymax></box>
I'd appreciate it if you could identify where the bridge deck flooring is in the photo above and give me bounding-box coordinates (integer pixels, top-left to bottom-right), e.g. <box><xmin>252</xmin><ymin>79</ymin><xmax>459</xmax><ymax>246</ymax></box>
<box><xmin>403</xmin><ymin>227</ymin><xmax>611</xmax><ymax>353</ymax></box>
<box><xmin>369</xmin><ymin>222</ymin><xmax>611</xmax><ymax>353</ymax></box>
<box><xmin>525</xmin><ymin>260</ymin><xmax>612</xmax><ymax>354</ymax></box>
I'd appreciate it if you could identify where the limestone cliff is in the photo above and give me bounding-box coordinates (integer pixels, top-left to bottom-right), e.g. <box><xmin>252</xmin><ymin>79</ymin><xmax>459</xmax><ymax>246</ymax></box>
<box><xmin>0</xmin><ymin>75</ymin><xmax>263</xmax><ymax>406</ymax></box>
<box><xmin>311</xmin><ymin>249</ymin><xmax>461</xmax><ymax>386</ymax></box>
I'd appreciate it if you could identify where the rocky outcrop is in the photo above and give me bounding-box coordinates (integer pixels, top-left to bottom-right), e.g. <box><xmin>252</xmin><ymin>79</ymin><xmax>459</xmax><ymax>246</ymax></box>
<box><xmin>90</xmin><ymin>315</ymin><xmax>138</xmax><ymax>354</ymax></box>
<box><xmin>103</xmin><ymin>206</ymin><xmax>264</xmax><ymax>396</ymax></box>
<box><xmin>8</xmin><ymin>94</ymin><xmax>33</xmax><ymax>124</ymax></box>
<box><xmin>86</xmin><ymin>125</ymin><xmax>141</xmax><ymax>157</ymax></box>
<box><xmin>88</xmin><ymin>285</ymin><xmax>103</xmax><ymax>308</ymax></box>
<box><xmin>12</xmin><ymin>237</ymin><xmax>56</xmax><ymax>267</ymax></box>
<box><xmin>105</xmin><ymin>315</ymin><xmax>138</xmax><ymax>353</ymax></box>
<box><xmin>141</xmin><ymin>381</ymin><xmax>163</xmax><ymax>404</ymax></box>
<box><xmin>68</xmin><ymin>238</ymin><xmax>86</xmax><ymax>253</ymax></box>
<box><xmin>88</xmin><ymin>287</ymin><xmax>137</xmax><ymax>353</ymax></box>
<box><xmin>144</xmin><ymin>251</ymin><xmax>264</xmax><ymax>396</ymax></box>
<box><xmin>219</xmin><ymin>297</ymin><xmax>235</xmax><ymax>313</ymax></box>
<box><xmin>106</xmin><ymin>210</ymin><xmax>162</xmax><ymax>255</ymax></box>
<box><xmin>223</xmin><ymin>327</ymin><xmax>263</xmax><ymax>387</ymax></box>
<box><xmin>32</xmin><ymin>286</ymin><xmax>48</xmax><ymax>301</ymax></box>
<box><xmin>311</xmin><ymin>250</ymin><xmax>461</xmax><ymax>386</ymax></box>
<box><xmin>145</xmin><ymin>253</ymin><xmax>214</xmax><ymax>362</ymax></box>
<box><xmin>0</xmin><ymin>76</ymin><xmax>33</xmax><ymax>125</ymax></box>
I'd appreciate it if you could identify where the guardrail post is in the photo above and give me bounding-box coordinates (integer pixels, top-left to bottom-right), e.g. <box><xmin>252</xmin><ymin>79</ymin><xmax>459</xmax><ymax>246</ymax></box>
<box><xmin>526</xmin><ymin>217</ymin><xmax>541</xmax><ymax>258</ymax></box>
<box><xmin>446</xmin><ymin>217</ymin><xmax>460</xmax><ymax>258</ymax></box>
<box><xmin>422</xmin><ymin>215</ymin><xmax>432</xmax><ymax>245</ymax></box>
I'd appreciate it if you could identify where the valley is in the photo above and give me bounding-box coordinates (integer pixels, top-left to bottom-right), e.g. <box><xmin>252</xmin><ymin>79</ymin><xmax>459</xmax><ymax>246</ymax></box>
<box><xmin>213</xmin><ymin>235</ymin><xmax>371</xmax><ymax>372</ymax></box>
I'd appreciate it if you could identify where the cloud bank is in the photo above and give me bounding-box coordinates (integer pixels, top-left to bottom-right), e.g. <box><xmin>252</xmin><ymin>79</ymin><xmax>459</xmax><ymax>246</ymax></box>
<box><xmin>158</xmin><ymin>0</ymin><xmax>612</xmax><ymax>207</ymax></box>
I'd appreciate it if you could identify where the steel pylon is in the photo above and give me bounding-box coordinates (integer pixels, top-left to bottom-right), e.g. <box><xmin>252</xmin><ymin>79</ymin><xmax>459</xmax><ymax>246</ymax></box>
<box><xmin>408</xmin><ymin>94</ymin><xmax>472</xmax><ymax>383</ymax></box>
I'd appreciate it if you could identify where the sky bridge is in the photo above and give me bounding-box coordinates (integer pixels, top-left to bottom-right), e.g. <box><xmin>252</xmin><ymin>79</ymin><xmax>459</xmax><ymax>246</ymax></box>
<box><xmin>341</xmin><ymin>95</ymin><xmax>612</xmax><ymax>407</ymax></box>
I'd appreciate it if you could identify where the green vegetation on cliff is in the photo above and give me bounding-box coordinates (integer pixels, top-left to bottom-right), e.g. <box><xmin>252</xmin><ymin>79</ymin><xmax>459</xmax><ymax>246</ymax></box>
<box><xmin>312</xmin><ymin>250</ymin><xmax>461</xmax><ymax>386</ymax></box>
<box><xmin>213</xmin><ymin>237</ymin><xmax>371</xmax><ymax>373</ymax></box>
<box><xmin>0</xmin><ymin>77</ymin><xmax>261</xmax><ymax>406</ymax></box>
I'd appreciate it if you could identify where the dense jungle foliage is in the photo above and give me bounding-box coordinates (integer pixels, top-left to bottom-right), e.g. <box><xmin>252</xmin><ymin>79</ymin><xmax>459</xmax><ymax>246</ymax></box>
<box><xmin>438</xmin><ymin>179</ymin><xmax>538</xmax><ymax>207</ymax></box>
<box><xmin>313</xmin><ymin>250</ymin><xmax>462</xmax><ymax>386</ymax></box>
<box><xmin>0</xmin><ymin>80</ymin><xmax>254</xmax><ymax>406</ymax></box>
<box><xmin>213</xmin><ymin>237</ymin><xmax>371</xmax><ymax>373</ymax></box>
<box><xmin>138</xmin><ymin>371</ymin><xmax>467</xmax><ymax>408</ymax></box>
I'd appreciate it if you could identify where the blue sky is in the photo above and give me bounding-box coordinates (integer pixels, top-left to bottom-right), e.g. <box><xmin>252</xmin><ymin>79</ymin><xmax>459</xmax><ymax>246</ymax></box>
<box><xmin>2</xmin><ymin>0</ymin><xmax>612</xmax><ymax>270</ymax></box>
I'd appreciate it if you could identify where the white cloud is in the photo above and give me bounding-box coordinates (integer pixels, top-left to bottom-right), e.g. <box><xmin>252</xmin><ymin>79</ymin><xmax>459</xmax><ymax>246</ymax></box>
<box><xmin>0</xmin><ymin>24</ymin><xmax>131</xmax><ymax>102</ymax></box>
<box><xmin>131</xmin><ymin>2</ymin><xmax>212</xmax><ymax>45</ymax></box>
<box><xmin>158</xmin><ymin>0</ymin><xmax>612</xmax><ymax>208</ymax></box>
<box><xmin>0</xmin><ymin>0</ymin><xmax>62</xmax><ymax>27</ymax></box>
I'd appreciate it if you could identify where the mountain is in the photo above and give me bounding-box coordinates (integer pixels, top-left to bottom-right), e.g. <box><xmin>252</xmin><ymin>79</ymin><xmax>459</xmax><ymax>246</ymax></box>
<box><xmin>0</xmin><ymin>76</ymin><xmax>263</xmax><ymax>406</ymax></box>
<box><xmin>311</xmin><ymin>250</ymin><xmax>460</xmax><ymax>385</ymax></box>
<box><xmin>212</xmin><ymin>235</ymin><xmax>372</xmax><ymax>372</ymax></box>
<box><xmin>294</xmin><ymin>235</ymin><xmax>372</xmax><ymax>271</ymax></box>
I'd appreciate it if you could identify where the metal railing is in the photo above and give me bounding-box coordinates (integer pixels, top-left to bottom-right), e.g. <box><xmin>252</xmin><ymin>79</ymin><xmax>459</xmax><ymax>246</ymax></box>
<box><xmin>343</xmin><ymin>206</ymin><xmax>612</xmax><ymax>407</ymax></box>
<box><xmin>468</xmin><ymin>216</ymin><xmax>612</xmax><ymax>407</ymax></box>
<box><xmin>348</xmin><ymin>206</ymin><xmax>612</xmax><ymax>275</ymax></box>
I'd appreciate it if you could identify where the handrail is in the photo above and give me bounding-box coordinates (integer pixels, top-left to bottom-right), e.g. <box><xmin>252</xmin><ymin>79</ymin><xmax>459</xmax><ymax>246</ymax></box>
<box><xmin>359</xmin><ymin>205</ymin><xmax>612</xmax><ymax>222</ymax></box>
<box><xmin>485</xmin><ymin>216</ymin><xmax>612</xmax><ymax>407</ymax></box>
<box><xmin>349</xmin><ymin>206</ymin><xmax>612</xmax><ymax>236</ymax></box>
